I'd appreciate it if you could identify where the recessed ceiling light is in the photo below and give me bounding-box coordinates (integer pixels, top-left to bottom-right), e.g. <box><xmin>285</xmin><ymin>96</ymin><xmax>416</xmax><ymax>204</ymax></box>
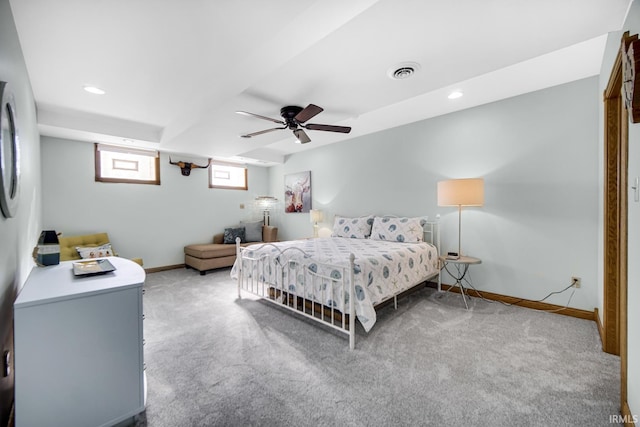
<box><xmin>387</xmin><ymin>62</ymin><xmax>421</xmax><ymax>80</ymax></box>
<box><xmin>448</xmin><ymin>90</ymin><xmax>463</xmax><ymax>99</ymax></box>
<box><xmin>83</xmin><ymin>85</ymin><xmax>106</xmax><ymax>95</ymax></box>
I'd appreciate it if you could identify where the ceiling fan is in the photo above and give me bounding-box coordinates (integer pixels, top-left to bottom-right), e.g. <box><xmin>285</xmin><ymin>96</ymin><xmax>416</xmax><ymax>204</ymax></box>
<box><xmin>236</xmin><ymin>104</ymin><xmax>351</xmax><ymax>144</ymax></box>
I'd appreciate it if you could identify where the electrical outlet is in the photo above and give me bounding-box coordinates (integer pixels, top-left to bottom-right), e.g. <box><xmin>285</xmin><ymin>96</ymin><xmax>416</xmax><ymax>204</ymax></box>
<box><xmin>571</xmin><ymin>276</ymin><xmax>581</xmax><ymax>288</ymax></box>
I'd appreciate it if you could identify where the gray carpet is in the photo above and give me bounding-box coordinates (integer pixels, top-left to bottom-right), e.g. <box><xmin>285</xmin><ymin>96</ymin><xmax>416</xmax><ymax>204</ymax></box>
<box><xmin>141</xmin><ymin>267</ymin><xmax>621</xmax><ymax>427</ymax></box>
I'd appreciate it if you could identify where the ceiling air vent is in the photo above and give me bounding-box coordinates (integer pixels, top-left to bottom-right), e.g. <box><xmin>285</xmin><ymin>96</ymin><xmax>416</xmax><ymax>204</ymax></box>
<box><xmin>388</xmin><ymin>62</ymin><xmax>421</xmax><ymax>80</ymax></box>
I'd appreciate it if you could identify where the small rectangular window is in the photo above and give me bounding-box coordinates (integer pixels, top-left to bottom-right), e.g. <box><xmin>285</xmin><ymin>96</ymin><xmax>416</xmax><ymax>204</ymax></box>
<box><xmin>95</xmin><ymin>143</ymin><xmax>160</xmax><ymax>185</ymax></box>
<box><xmin>209</xmin><ymin>162</ymin><xmax>247</xmax><ymax>190</ymax></box>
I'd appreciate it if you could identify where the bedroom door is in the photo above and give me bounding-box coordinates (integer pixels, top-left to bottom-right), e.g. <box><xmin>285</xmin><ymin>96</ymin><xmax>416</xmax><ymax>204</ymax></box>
<box><xmin>602</xmin><ymin>31</ymin><xmax>630</xmax><ymax>413</ymax></box>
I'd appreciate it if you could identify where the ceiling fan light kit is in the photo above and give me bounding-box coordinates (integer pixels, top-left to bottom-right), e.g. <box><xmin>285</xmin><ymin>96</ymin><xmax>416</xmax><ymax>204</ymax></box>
<box><xmin>237</xmin><ymin>103</ymin><xmax>351</xmax><ymax>144</ymax></box>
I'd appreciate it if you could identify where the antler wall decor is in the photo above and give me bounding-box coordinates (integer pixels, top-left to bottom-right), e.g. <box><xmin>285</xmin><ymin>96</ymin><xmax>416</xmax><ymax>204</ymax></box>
<box><xmin>169</xmin><ymin>157</ymin><xmax>212</xmax><ymax>176</ymax></box>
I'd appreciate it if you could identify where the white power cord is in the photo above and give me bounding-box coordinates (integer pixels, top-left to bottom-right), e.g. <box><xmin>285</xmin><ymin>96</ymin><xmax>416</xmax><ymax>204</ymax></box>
<box><xmin>458</xmin><ymin>270</ymin><xmax>578</xmax><ymax>313</ymax></box>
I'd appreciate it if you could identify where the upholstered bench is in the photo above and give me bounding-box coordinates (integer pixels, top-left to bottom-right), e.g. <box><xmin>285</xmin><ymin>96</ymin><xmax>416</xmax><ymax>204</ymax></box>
<box><xmin>184</xmin><ymin>225</ymin><xmax>277</xmax><ymax>275</ymax></box>
<box><xmin>58</xmin><ymin>232</ymin><xmax>144</xmax><ymax>266</ymax></box>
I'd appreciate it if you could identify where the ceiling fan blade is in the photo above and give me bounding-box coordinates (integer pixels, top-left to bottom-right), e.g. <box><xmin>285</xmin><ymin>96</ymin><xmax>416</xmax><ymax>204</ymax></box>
<box><xmin>293</xmin><ymin>129</ymin><xmax>311</xmax><ymax>144</ymax></box>
<box><xmin>241</xmin><ymin>126</ymin><xmax>287</xmax><ymax>138</ymax></box>
<box><xmin>294</xmin><ymin>104</ymin><xmax>323</xmax><ymax>123</ymax></box>
<box><xmin>236</xmin><ymin>110</ymin><xmax>285</xmax><ymax>125</ymax></box>
<box><xmin>304</xmin><ymin>123</ymin><xmax>352</xmax><ymax>133</ymax></box>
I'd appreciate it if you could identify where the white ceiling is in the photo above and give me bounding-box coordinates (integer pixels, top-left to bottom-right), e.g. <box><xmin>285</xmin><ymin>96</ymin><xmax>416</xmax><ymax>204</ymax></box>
<box><xmin>9</xmin><ymin>0</ymin><xmax>632</xmax><ymax>165</ymax></box>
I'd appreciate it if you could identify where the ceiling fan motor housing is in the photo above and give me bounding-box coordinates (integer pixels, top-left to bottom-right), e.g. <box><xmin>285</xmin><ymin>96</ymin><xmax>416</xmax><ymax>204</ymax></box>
<box><xmin>281</xmin><ymin>106</ymin><xmax>303</xmax><ymax>129</ymax></box>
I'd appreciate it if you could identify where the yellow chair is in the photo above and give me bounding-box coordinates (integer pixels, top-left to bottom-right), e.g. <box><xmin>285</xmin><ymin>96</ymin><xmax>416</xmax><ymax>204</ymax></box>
<box><xmin>58</xmin><ymin>232</ymin><xmax>143</xmax><ymax>266</ymax></box>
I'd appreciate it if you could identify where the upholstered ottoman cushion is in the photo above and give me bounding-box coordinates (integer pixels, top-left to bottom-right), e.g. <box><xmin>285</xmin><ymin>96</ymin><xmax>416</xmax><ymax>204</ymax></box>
<box><xmin>184</xmin><ymin>243</ymin><xmax>236</xmax><ymax>259</ymax></box>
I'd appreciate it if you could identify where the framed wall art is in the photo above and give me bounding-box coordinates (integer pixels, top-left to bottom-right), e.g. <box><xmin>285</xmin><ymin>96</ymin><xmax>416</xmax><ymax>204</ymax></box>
<box><xmin>284</xmin><ymin>171</ymin><xmax>311</xmax><ymax>213</ymax></box>
<box><xmin>623</xmin><ymin>33</ymin><xmax>640</xmax><ymax>123</ymax></box>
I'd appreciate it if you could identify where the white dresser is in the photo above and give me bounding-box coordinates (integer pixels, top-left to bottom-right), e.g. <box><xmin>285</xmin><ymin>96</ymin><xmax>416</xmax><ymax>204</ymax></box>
<box><xmin>14</xmin><ymin>257</ymin><xmax>146</xmax><ymax>427</ymax></box>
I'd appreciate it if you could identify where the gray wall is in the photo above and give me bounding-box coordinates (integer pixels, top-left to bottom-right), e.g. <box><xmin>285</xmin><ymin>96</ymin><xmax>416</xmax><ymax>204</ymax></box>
<box><xmin>599</xmin><ymin>0</ymin><xmax>640</xmax><ymax>418</ymax></box>
<box><xmin>0</xmin><ymin>0</ymin><xmax>42</xmax><ymax>422</ymax></box>
<box><xmin>40</xmin><ymin>137</ymin><xmax>270</xmax><ymax>268</ymax></box>
<box><xmin>270</xmin><ymin>77</ymin><xmax>599</xmax><ymax>312</ymax></box>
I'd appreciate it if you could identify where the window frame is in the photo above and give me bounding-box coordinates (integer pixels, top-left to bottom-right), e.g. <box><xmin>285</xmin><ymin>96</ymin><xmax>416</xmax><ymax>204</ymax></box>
<box><xmin>208</xmin><ymin>161</ymin><xmax>248</xmax><ymax>190</ymax></box>
<box><xmin>94</xmin><ymin>143</ymin><xmax>160</xmax><ymax>185</ymax></box>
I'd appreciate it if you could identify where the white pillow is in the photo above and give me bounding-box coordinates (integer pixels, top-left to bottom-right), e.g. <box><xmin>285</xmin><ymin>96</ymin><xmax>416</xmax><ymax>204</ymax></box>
<box><xmin>76</xmin><ymin>243</ymin><xmax>114</xmax><ymax>259</ymax></box>
<box><xmin>332</xmin><ymin>215</ymin><xmax>374</xmax><ymax>239</ymax></box>
<box><xmin>370</xmin><ymin>217</ymin><xmax>424</xmax><ymax>243</ymax></box>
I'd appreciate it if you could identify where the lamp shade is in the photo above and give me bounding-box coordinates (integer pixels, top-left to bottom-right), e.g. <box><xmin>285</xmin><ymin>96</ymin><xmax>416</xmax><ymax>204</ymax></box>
<box><xmin>437</xmin><ymin>178</ymin><xmax>484</xmax><ymax>207</ymax></box>
<box><xmin>310</xmin><ymin>209</ymin><xmax>323</xmax><ymax>223</ymax></box>
<box><xmin>255</xmin><ymin>195</ymin><xmax>277</xmax><ymax>208</ymax></box>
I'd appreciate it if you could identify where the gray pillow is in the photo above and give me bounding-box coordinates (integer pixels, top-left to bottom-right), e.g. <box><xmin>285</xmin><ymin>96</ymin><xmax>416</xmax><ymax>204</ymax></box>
<box><xmin>241</xmin><ymin>220</ymin><xmax>263</xmax><ymax>242</ymax></box>
<box><xmin>223</xmin><ymin>227</ymin><xmax>245</xmax><ymax>244</ymax></box>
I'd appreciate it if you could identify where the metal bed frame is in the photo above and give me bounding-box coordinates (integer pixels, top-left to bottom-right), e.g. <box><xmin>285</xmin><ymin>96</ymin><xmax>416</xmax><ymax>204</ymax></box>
<box><xmin>235</xmin><ymin>220</ymin><xmax>440</xmax><ymax>350</ymax></box>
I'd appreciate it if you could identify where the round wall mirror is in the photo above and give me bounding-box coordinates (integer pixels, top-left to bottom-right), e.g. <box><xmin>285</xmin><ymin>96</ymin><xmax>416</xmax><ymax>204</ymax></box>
<box><xmin>0</xmin><ymin>81</ymin><xmax>20</xmax><ymax>218</ymax></box>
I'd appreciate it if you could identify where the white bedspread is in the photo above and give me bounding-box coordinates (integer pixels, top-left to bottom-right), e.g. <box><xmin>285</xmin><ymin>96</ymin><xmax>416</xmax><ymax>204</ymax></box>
<box><xmin>230</xmin><ymin>237</ymin><xmax>439</xmax><ymax>332</ymax></box>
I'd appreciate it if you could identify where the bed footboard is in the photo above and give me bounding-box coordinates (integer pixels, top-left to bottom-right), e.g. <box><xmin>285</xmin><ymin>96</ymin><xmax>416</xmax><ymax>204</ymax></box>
<box><xmin>235</xmin><ymin>238</ymin><xmax>357</xmax><ymax>350</ymax></box>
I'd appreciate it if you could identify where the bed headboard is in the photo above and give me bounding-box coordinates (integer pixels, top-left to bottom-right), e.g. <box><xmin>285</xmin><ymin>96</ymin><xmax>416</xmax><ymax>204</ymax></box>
<box><xmin>331</xmin><ymin>213</ymin><xmax>440</xmax><ymax>253</ymax></box>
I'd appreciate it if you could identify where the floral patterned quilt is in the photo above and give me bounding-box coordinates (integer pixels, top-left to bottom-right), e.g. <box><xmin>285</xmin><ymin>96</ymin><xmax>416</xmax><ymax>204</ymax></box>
<box><xmin>230</xmin><ymin>237</ymin><xmax>439</xmax><ymax>332</ymax></box>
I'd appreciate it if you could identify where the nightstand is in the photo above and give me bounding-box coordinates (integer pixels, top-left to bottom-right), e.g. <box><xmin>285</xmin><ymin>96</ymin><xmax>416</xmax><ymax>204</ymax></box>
<box><xmin>440</xmin><ymin>256</ymin><xmax>482</xmax><ymax>309</ymax></box>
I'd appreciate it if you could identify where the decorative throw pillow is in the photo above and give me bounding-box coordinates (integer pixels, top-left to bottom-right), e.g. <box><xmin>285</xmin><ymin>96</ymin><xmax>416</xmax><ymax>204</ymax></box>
<box><xmin>370</xmin><ymin>217</ymin><xmax>424</xmax><ymax>243</ymax></box>
<box><xmin>240</xmin><ymin>220</ymin><xmax>263</xmax><ymax>242</ymax></box>
<box><xmin>76</xmin><ymin>243</ymin><xmax>114</xmax><ymax>259</ymax></box>
<box><xmin>331</xmin><ymin>215</ymin><xmax>374</xmax><ymax>239</ymax></box>
<box><xmin>223</xmin><ymin>227</ymin><xmax>246</xmax><ymax>244</ymax></box>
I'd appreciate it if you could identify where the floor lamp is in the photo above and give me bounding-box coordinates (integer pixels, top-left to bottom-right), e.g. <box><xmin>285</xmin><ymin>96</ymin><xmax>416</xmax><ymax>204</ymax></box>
<box><xmin>437</xmin><ymin>178</ymin><xmax>484</xmax><ymax>259</ymax></box>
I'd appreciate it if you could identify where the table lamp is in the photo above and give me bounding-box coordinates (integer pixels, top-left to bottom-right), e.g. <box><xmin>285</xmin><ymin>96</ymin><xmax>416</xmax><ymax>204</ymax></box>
<box><xmin>310</xmin><ymin>209</ymin><xmax>323</xmax><ymax>237</ymax></box>
<box><xmin>437</xmin><ymin>178</ymin><xmax>484</xmax><ymax>259</ymax></box>
<box><xmin>255</xmin><ymin>196</ymin><xmax>278</xmax><ymax>226</ymax></box>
